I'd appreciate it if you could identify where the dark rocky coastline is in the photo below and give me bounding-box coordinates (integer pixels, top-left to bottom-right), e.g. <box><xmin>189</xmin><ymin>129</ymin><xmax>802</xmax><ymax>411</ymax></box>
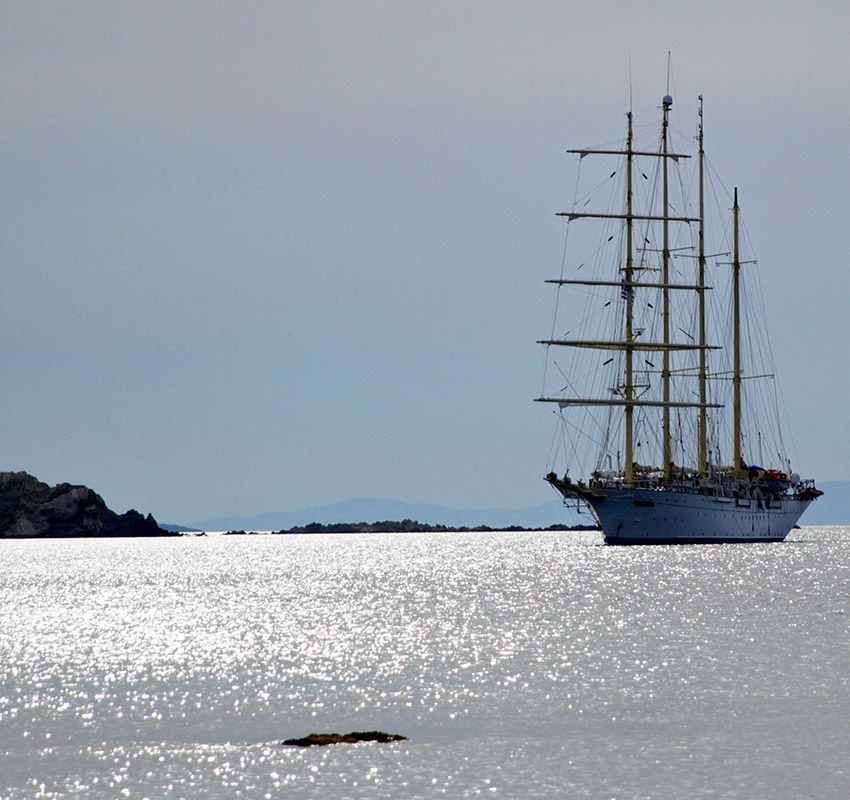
<box><xmin>0</xmin><ymin>471</ymin><xmax>176</xmax><ymax>538</ymax></box>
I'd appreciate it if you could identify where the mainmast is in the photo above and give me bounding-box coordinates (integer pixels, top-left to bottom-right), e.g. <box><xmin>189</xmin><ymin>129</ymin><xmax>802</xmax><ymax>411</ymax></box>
<box><xmin>697</xmin><ymin>96</ymin><xmax>709</xmax><ymax>474</ymax></box>
<box><xmin>661</xmin><ymin>95</ymin><xmax>672</xmax><ymax>480</ymax></box>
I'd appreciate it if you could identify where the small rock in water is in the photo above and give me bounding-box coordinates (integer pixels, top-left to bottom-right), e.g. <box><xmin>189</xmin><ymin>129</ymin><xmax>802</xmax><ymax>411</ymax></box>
<box><xmin>281</xmin><ymin>731</ymin><xmax>407</xmax><ymax>747</ymax></box>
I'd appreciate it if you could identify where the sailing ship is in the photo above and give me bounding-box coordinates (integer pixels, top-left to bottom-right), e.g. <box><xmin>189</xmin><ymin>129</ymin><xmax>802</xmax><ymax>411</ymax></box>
<box><xmin>538</xmin><ymin>93</ymin><xmax>822</xmax><ymax>544</ymax></box>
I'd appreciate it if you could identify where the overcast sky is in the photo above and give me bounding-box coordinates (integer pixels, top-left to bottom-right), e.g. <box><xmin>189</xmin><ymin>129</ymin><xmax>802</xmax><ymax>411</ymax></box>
<box><xmin>3</xmin><ymin>1</ymin><xmax>849</xmax><ymax>524</ymax></box>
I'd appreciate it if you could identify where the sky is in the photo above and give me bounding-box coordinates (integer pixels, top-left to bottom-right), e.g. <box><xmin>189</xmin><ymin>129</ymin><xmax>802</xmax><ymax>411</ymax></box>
<box><xmin>3</xmin><ymin>1</ymin><xmax>849</xmax><ymax>524</ymax></box>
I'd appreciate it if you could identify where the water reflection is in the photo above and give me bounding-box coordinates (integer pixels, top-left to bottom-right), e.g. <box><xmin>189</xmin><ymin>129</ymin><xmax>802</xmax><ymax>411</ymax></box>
<box><xmin>1</xmin><ymin>528</ymin><xmax>848</xmax><ymax>798</ymax></box>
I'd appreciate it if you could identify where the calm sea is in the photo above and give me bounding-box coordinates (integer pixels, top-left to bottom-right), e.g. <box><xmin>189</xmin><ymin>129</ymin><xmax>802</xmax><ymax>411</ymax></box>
<box><xmin>0</xmin><ymin>528</ymin><xmax>847</xmax><ymax>799</ymax></box>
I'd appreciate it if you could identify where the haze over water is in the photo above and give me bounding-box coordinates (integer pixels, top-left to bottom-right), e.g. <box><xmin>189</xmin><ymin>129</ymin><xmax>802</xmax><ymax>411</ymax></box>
<box><xmin>1</xmin><ymin>528</ymin><xmax>847</xmax><ymax>799</ymax></box>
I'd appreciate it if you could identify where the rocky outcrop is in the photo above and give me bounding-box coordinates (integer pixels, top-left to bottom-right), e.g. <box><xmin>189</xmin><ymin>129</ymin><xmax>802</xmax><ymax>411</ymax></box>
<box><xmin>0</xmin><ymin>471</ymin><xmax>176</xmax><ymax>538</ymax></box>
<box><xmin>282</xmin><ymin>731</ymin><xmax>407</xmax><ymax>747</ymax></box>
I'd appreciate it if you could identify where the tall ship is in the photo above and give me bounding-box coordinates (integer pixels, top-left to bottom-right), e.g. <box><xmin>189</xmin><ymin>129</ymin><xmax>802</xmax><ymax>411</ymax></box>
<box><xmin>538</xmin><ymin>93</ymin><xmax>822</xmax><ymax>544</ymax></box>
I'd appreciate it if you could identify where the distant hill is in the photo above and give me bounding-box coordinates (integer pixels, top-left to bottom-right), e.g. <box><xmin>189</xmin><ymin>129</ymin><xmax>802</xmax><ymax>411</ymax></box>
<box><xmin>189</xmin><ymin>480</ymin><xmax>848</xmax><ymax>532</ymax></box>
<box><xmin>196</xmin><ymin>497</ymin><xmax>588</xmax><ymax>532</ymax></box>
<box><xmin>160</xmin><ymin>523</ymin><xmax>202</xmax><ymax>533</ymax></box>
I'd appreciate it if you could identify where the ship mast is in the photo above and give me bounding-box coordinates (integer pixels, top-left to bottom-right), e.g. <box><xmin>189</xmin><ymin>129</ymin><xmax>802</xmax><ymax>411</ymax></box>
<box><xmin>661</xmin><ymin>95</ymin><xmax>672</xmax><ymax>480</ymax></box>
<box><xmin>732</xmin><ymin>187</ymin><xmax>743</xmax><ymax>472</ymax></box>
<box><xmin>624</xmin><ymin>112</ymin><xmax>635</xmax><ymax>485</ymax></box>
<box><xmin>697</xmin><ymin>97</ymin><xmax>708</xmax><ymax>474</ymax></box>
<box><xmin>537</xmin><ymin>102</ymin><xmax>722</xmax><ymax>480</ymax></box>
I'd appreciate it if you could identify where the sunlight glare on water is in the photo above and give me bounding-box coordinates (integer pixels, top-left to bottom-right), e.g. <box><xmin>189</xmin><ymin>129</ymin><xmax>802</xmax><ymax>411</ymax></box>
<box><xmin>1</xmin><ymin>528</ymin><xmax>848</xmax><ymax>798</ymax></box>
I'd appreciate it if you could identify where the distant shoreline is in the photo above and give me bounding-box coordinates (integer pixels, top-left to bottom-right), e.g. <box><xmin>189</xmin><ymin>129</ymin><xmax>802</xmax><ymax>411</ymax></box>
<box><xmin>222</xmin><ymin>519</ymin><xmax>601</xmax><ymax>535</ymax></box>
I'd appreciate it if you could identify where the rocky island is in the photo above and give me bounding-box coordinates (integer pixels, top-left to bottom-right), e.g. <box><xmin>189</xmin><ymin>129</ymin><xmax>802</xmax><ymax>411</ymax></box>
<box><xmin>0</xmin><ymin>471</ymin><xmax>175</xmax><ymax>538</ymax></box>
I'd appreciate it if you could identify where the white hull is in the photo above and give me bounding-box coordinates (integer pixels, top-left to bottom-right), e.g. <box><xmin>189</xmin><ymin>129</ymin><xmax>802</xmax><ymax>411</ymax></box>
<box><xmin>579</xmin><ymin>487</ymin><xmax>811</xmax><ymax>545</ymax></box>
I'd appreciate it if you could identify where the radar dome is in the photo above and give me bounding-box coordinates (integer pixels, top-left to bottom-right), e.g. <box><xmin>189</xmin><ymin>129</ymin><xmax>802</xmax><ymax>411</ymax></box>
<box><xmin>662</xmin><ymin>94</ymin><xmax>673</xmax><ymax>106</ymax></box>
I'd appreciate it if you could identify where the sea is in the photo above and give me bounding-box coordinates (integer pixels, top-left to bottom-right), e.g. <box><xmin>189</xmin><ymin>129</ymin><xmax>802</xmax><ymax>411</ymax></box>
<box><xmin>0</xmin><ymin>527</ymin><xmax>847</xmax><ymax>799</ymax></box>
